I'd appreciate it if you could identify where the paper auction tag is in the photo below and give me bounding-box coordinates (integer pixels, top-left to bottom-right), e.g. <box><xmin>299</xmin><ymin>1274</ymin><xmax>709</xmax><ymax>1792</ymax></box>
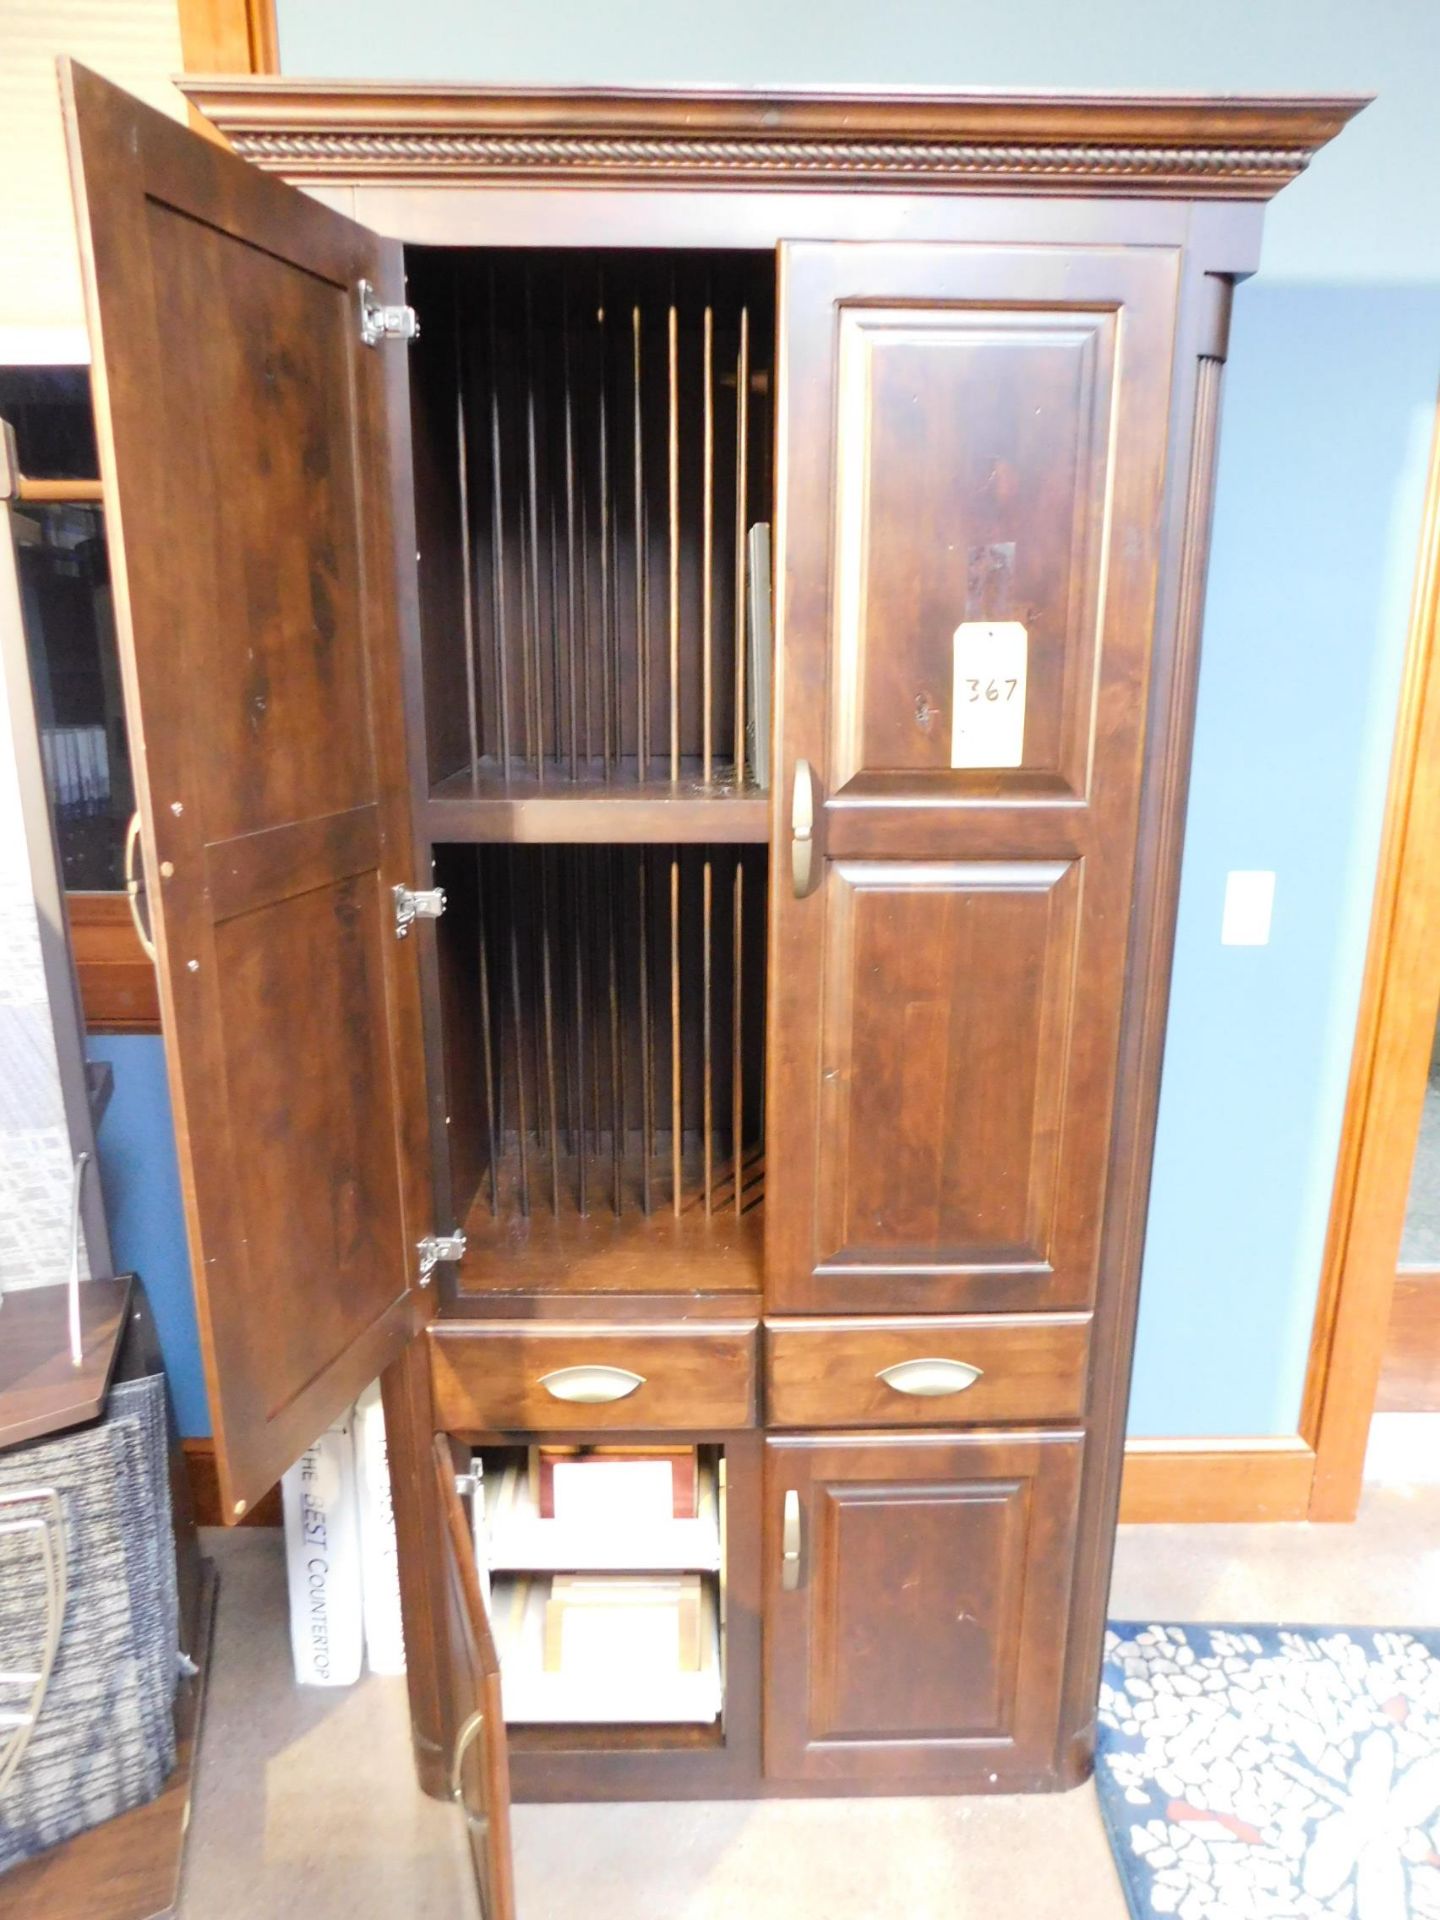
<box><xmin>951</xmin><ymin>621</ymin><xmax>1027</xmax><ymax>769</ymax></box>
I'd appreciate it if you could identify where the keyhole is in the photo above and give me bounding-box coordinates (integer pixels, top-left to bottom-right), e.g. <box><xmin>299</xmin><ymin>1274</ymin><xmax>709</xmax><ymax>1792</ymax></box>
<box><xmin>914</xmin><ymin>691</ymin><xmax>935</xmax><ymax>732</ymax></box>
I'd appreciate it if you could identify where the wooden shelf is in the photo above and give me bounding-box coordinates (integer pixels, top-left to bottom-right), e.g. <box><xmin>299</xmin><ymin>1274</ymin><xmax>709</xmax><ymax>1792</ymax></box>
<box><xmin>428</xmin><ymin>761</ymin><xmax>770</xmax><ymax>846</ymax></box>
<box><xmin>455</xmin><ymin>1152</ymin><xmax>763</xmax><ymax>1297</ymax></box>
<box><xmin>0</xmin><ymin>1276</ymin><xmax>133</xmax><ymax>1450</ymax></box>
<box><xmin>481</xmin><ymin>1454</ymin><xmax>722</xmax><ymax>1572</ymax></box>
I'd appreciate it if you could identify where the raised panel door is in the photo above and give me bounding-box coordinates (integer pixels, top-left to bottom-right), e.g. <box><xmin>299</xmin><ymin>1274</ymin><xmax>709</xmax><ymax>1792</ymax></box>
<box><xmin>63</xmin><ymin>64</ymin><xmax>430</xmax><ymax>1515</ymax></box>
<box><xmin>764</xmin><ymin>1431</ymin><xmax>1083</xmax><ymax>1785</ymax></box>
<box><xmin>768</xmin><ymin>241</ymin><xmax>1179</xmax><ymax>1313</ymax></box>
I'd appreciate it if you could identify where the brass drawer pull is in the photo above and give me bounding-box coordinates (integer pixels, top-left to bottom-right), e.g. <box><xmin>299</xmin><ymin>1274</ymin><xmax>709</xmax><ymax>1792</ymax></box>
<box><xmin>449</xmin><ymin>1706</ymin><xmax>490</xmax><ymax>1841</ymax></box>
<box><xmin>781</xmin><ymin>1488</ymin><xmax>802</xmax><ymax>1590</ymax></box>
<box><xmin>791</xmin><ymin>757</ymin><xmax>816</xmax><ymax>898</ymax></box>
<box><xmin>123</xmin><ymin>811</ymin><xmax>157</xmax><ymax>963</ymax></box>
<box><xmin>538</xmin><ymin>1364</ymin><xmax>645</xmax><ymax>1405</ymax></box>
<box><xmin>876</xmin><ymin>1357</ymin><xmax>983</xmax><ymax>1397</ymax></box>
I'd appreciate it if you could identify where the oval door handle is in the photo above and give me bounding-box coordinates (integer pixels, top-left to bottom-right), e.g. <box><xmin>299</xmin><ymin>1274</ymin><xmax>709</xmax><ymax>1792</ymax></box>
<box><xmin>791</xmin><ymin>758</ymin><xmax>816</xmax><ymax>898</ymax></box>
<box><xmin>449</xmin><ymin>1706</ymin><xmax>491</xmax><ymax>1842</ymax></box>
<box><xmin>123</xmin><ymin>811</ymin><xmax>157</xmax><ymax>963</ymax></box>
<box><xmin>781</xmin><ymin>1488</ymin><xmax>802</xmax><ymax>1591</ymax></box>
<box><xmin>876</xmin><ymin>1357</ymin><xmax>983</xmax><ymax>1397</ymax></box>
<box><xmin>538</xmin><ymin>1364</ymin><xmax>646</xmax><ymax>1404</ymax></box>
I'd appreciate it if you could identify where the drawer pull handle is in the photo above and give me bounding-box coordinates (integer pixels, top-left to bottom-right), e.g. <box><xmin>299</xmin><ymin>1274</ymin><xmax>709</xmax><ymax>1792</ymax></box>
<box><xmin>791</xmin><ymin>758</ymin><xmax>817</xmax><ymax>898</ymax></box>
<box><xmin>449</xmin><ymin>1708</ymin><xmax>491</xmax><ymax>1846</ymax></box>
<box><xmin>538</xmin><ymin>1364</ymin><xmax>645</xmax><ymax>1404</ymax></box>
<box><xmin>781</xmin><ymin>1488</ymin><xmax>802</xmax><ymax>1591</ymax></box>
<box><xmin>876</xmin><ymin>1357</ymin><xmax>983</xmax><ymax>1397</ymax></box>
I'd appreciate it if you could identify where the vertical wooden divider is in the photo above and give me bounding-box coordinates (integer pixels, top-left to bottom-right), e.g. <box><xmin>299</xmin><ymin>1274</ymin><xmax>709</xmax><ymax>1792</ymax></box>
<box><xmin>573</xmin><ymin>848</ymin><xmax>589</xmax><ymax>1215</ymax></box>
<box><xmin>477</xmin><ymin>867</ymin><xmax>499</xmax><ymax>1214</ymax></box>
<box><xmin>455</xmin><ymin>317</ymin><xmax>480</xmax><ymax>789</ymax></box>
<box><xmin>506</xmin><ymin>850</ymin><xmax>530</xmax><ymax>1215</ymax></box>
<box><xmin>732</xmin><ymin>856</ymin><xmax>744</xmax><ymax>1213</ymax></box>
<box><xmin>598</xmin><ymin>280</ymin><xmax>613</xmax><ymax>778</ymax></box>
<box><xmin>538</xmin><ymin>849</ymin><xmax>561</xmax><ymax>1214</ymax></box>
<box><xmin>671</xmin><ymin>849</ymin><xmax>682</xmax><ymax>1216</ymax></box>
<box><xmin>668</xmin><ymin>300</ymin><xmax>680</xmax><ymax>783</ymax></box>
<box><xmin>639</xmin><ymin>850</ymin><xmax>654</xmax><ymax>1214</ymax></box>
<box><xmin>703</xmin><ymin>854</ymin><xmax>714</xmax><ymax>1213</ymax></box>
<box><xmin>702</xmin><ymin>303</ymin><xmax>714</xmax><ymax>784</ymax></box>
<box><xmin>634</xmin><ymin>305</ymin><xmax>649</xmax><ymax>781</ymax></box>
<box><xmin>487</xmin><ymin>268</ymin><xmax>512</xmax><ymax>779</ymax></box>
<box><xmin>606</xmin><ymin>848</ymin><xmax>624</xmax><ymax>1215</ymax></box>
<box><xmin>735</xmin><ymin>305</ymin><xmax>749</xmax><ymax>783</ymax></box>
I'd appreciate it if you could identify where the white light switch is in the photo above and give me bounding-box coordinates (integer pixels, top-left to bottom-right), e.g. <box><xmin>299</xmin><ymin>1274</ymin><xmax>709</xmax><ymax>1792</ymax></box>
<box><xmin>1221</xmin><ymin>870</ymin><xmax>1275</xmax><ymax>947</ymax></box>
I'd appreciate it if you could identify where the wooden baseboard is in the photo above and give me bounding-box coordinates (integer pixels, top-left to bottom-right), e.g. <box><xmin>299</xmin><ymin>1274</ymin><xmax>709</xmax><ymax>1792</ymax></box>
<box><xmin>1377</xmin><ymin>1267</ymin><xmax>1440</xmax><ymax>1413</ymax></box>
<box><xmin>185</xmin><ymin>1433</ymin><xmax>1316</xmax><ymax>1529</ymax></box>
<box><xmin>183</xmin><ymin>1437</ymin><xmax>282</xmax><ymax>1528</ymax></box>
<box><xmin>1118</xmin><ymin>1437</ymin><xmax>1315</xmax><ymax>1523</ymax></box>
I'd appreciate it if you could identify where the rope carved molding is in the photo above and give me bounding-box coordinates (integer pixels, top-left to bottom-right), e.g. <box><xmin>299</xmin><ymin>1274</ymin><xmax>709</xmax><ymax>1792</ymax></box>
<box><xmin>225</xmin><ymin>129</ymin><xmax>1317</xmax><ymax>195</ymax></box>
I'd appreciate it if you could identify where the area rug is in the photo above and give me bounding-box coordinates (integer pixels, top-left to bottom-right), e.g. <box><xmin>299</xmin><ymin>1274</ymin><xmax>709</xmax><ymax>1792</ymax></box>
<box><xmin>1096</xmin><ymin>1623</ymin><xmax>1440</xmax><ymax>1920</ymax></box>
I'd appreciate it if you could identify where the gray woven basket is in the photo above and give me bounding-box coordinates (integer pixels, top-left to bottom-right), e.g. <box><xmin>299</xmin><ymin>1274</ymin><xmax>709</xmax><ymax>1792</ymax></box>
<box><xmin>0</xmin><ymin>1372</ymin><xmax>179</xmax><ymax>1873</ymax></box>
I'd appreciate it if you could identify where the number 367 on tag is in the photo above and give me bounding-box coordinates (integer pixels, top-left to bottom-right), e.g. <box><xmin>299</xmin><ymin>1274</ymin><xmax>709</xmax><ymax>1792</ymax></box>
<box><xmin>951</xmin><ymin>621</ymin><xmax>1028</xmax><ymax>769</ymax></box>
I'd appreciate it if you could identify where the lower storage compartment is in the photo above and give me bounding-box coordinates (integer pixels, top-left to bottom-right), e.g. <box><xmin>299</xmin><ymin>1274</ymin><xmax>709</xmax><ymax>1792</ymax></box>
<box><xmin>764</xmin><ymin>1429</ymin><xmax>1085</xmax><ymax>1788</ymax></box>
<box><xmin>437</xmin><ymin>1418</ymin><xmax>1089</xmax><ymax>1801</ymax></box>
<box><xmin>442</xmin><ymin>1427</ymin><xmax>765</xmax><ymax>1801</ymax></box>
<box><xmin>490</xmin><ymin>1573</ymin><xmax>723</xmax><ymax>1725</ymax></box>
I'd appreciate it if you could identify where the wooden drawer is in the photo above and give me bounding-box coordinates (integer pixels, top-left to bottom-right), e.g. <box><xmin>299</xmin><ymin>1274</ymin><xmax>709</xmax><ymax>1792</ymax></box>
<box><xmin>430</xmin><ymin>1320</ymin><xmax>758</xmax><ymax>1433</ymax></box>
<box><xmin>764</xmin><ymin>1315</ymin><xmax>1089</xmax><ymax>1428</ymax></box>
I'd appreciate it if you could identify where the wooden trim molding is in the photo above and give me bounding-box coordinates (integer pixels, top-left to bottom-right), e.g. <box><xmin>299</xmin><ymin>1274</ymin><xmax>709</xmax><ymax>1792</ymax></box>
<box><xmin>184</xmin><ymin>1437</ymin><xmax>282</xmax><ymax>1527</ymax></box>
<box><xmin>1118</xmin><ymin>1438</ymin><xmax>1315</xmax><ymax>1524</ymax></box>
<box><xmin>177</xmin><ymin>0</ymin><xmax>278</xmax><ymax>76</ymax></box>
<box><xmin>179</xmin><ymin>82</ymin><xmax>1365</xmax><ymax>199</ymax></box>
<box><xmin>1302</xmin><ymin>392</ymin><xmax>1440</xmax><ymax>1520</ymax></box>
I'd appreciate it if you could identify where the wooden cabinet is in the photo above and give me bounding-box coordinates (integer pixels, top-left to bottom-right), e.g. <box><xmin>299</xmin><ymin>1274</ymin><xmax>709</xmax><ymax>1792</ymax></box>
<box><xmin>764</xmin><ymin>1432</ymin><xmax>1083</xmax><ymax>1787</ymax></box>
<box><xmin>59</xmin><ymin>56</ymin><xmax>1363</xmax><ymax>1911</ymax></box>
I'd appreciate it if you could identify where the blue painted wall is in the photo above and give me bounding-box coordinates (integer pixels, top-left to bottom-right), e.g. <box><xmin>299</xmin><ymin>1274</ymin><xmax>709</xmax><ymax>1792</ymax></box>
<box><xmin>87</xmin><ymin>1034</ymin><xmax>210</xmax><ymax>1435</ymax></box>
<box><xmin>102</xmin><ymin>0</ymin><xmax>1439</xmax><ymax>1440</ymax></box>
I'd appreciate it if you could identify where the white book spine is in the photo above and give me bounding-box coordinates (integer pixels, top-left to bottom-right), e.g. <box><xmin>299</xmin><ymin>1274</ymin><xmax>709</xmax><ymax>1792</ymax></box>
<box><xmin>281</xmin><ymin>1413</ymin><xmax>363</xmax><ymax>1687</ymax></box>
<box><xmin>353</xmin><ymin>1380</ymin><xmax>407</xmax><ymax>1675</ymax></box>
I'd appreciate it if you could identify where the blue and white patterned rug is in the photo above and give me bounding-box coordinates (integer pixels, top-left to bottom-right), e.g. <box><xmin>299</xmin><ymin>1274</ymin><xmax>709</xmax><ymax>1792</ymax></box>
<box><xmin>1096</xmin><ymin>1624</ymin><xmax>1440</xmax><ymax>1920</ymax></box>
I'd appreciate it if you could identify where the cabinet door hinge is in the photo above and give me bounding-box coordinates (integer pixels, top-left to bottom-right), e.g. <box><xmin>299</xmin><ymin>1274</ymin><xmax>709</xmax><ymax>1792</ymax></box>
<box><xmin>393</xmin><ymin>883</ymin><xmax>446</xmax><ymax>938</ymax></box>
<box><xmin>417</xmin><ymin>1230</ymin><xmax>466</xmax><ymax>1287</ymax></box>
<box><xmin>359</xmin><ymin>279</ymin><xmax>419</xmax><ymax>347</ymax></box>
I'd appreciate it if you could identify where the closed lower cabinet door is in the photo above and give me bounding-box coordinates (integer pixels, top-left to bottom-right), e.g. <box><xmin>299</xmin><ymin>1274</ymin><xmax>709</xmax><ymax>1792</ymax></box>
<box><xmin>764</xmin><ymin>1431</ymin><xmax>1083</xmax><ymax>1788</ymax></box>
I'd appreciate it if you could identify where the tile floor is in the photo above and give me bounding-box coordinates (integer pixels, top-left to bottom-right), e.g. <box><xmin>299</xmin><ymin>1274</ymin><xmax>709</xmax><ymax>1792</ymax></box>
<box><xmin>178</xmin><ymin>1484</ymin><xmax>1440</xmax><ymax>1920</ymax></box>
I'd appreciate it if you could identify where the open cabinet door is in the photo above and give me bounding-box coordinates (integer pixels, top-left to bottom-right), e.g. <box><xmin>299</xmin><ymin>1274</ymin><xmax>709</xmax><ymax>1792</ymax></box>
<box><xmin>61</xmin><ymin>63</ymin><xmax>432</xmax><ymax>1517</ymax></box>
<box><xmin>434</xmin><ymin>1439</ymin><xmax>516</xmax><ymax>1920</ymax></box>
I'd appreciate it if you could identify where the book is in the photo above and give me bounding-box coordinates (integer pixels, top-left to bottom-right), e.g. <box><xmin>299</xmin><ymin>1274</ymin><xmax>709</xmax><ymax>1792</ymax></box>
<box><xmin>530</xmin><ymin>1444</ymin><xmax>699</xmax><ymax>1521</ymax></box>
<box><xmin>281</xmin><ymin>1412</ymin><xmax>363</xmax><ymax>1687</ymax></box>
<box><xmin>542</xmin><ymin>1573</ymin><xmax>703</xmax><ymax>1676</ymax></box>
<box><xmin>353</xmin><ymin>1381</ymin><xmax>406</xmax><ymax>1676</ymax></box>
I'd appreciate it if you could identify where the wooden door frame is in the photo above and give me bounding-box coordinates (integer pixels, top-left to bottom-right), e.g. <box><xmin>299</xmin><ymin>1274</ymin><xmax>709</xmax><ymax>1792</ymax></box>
<box><xmin>1300</xmin><ymin>386</ymin><xmax>1440</xmax><ymax>1520</ymax></box>
<box><xmin>1120</xmin><ymin>388</ymin><xmax>1440</xmax><ymax>1524</ymax></box>
<box><xmin>176</xmin><ymin>0</ymin><xmax>278</xmax><ymax>77</ymax></box>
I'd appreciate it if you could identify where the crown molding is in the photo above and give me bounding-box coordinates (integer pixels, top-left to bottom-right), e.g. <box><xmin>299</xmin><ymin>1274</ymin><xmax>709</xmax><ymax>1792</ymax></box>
<box><xmin>179</xmin><ymin>81</ymin><xmax>1368</xmax><ymax>200</ymax></box>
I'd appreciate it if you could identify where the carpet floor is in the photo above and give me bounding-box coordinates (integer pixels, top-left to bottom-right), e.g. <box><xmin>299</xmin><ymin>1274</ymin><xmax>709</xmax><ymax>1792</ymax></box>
<box><xmin>176</xmin><ymin>1483</ymin><xmax>1440</xmax><ymax>1920</ymax></box>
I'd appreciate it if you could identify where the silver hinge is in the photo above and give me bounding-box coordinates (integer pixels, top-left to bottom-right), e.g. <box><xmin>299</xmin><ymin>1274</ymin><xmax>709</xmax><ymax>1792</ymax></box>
<box><xmin>454</xmin><ymin>1470</ymin><xmax>479</xmax><ymax>1501</ymax></box>
<box><xmin>358</xmin><ymin>279</ymin><xmax>419</xmax><ymax>348</ymax></box>
<box><xmin>417</xmin><ymin>1230</ymin><xmax>467</xmax><ymax>1287</ymax></box>
<box><xmin>393</xmin><ymin>884</ymin><xmax>446</xmax><ymax>939</ymax></box>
